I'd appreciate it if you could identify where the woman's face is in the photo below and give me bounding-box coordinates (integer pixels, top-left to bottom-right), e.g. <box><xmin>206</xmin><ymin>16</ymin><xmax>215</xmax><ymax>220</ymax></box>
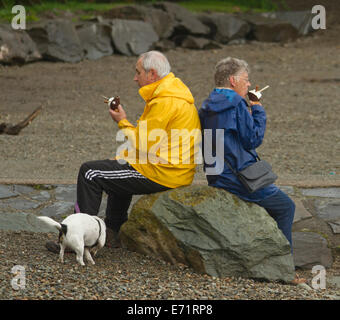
<box><xmin>231</xmin><ymin>71</ymin><xmax>251</xmax><ymax>98</ymax></box>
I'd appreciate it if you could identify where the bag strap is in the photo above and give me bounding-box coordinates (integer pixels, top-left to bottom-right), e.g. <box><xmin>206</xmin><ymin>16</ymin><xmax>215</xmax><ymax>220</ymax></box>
<box><xmin>224</xmin><ymin>157</ymin><xmax>239</xmax><ymax>177</ymax></box>
<box><xmin>246</xmin><ymin>149</ymin><xmax>261</xmax><ymax>161</ymax></box>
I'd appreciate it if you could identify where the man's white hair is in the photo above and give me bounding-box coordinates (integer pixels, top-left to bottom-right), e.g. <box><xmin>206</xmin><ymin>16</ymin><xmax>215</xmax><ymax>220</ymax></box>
<box><xmin>139</xmin><ymin>51</ymin><xmax>171</xmax><ymax>79</ymax></box>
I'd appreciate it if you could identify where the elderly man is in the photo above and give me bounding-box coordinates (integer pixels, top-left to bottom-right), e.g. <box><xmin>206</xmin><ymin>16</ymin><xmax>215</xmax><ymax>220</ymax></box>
<box><xmin>199</xmin><ymin>57</ymin><xmax>305</xmax><ymax>284</ymax></box>
<box><xmin>46</xmin><ymin>51</ymin><xmax>201</xmax><ymax>252</ymax></box>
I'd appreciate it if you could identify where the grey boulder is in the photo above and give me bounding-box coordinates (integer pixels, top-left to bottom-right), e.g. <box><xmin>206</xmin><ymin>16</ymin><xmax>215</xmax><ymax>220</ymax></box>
<box><xmin>110</xmin><ymin>19</ymin><xmax>159</xmax><ymax>56</ymax></box>
<box><xmin>102</xmin><ymin>4</ymin><xmax>173</xmax><ymax>39</ymax></box>
<box><xmin>120</xmin><ymin>185</ymin><xmax>295</xmax><ymax>282</ymax></box>
<box><xmin>198</xmin><ymin>13</ymin><xmax>250</xmax><ymax>43</ymax></box>
<box><xmin>27</xmin><ymin>19</ymin><xmax>84</xmax><ymax>63</ymax></box>
<box><xmin>242</xmin><ymin>14</ymin><xmax>299</xmax><ymax>42</ymax></box>
<box><xmin>0</xmin><ymin>25</ymin><xmax>41</xmax><ymax>64</ymax></box>
<box><xmin>292</xmin><ymin>232</ymin><xmax>333</xmax><ymax>269</ymax></box>
<box><xmin>152</xmin><ymin>2</ymin><xmax>210</xmax><ymax>37</ymax></box>
<box><xmin>76</xmin><ymin>22</ymin><xmax>113</xmax><ymax>60</ymax></box>
<box><xmin>261</xmin><ymin>11</ymin><xmax>316</xmax><ymax>36</ymax></box>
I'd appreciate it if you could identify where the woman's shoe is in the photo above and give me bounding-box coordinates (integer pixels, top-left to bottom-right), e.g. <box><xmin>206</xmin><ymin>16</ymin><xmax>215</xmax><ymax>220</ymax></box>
<box><xmin>291</xmin><ymin>273</ymin><xmax>307</xmax><ymax>285</ymax></box>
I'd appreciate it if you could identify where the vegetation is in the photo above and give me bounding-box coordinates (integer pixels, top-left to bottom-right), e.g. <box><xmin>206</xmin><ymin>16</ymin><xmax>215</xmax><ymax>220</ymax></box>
<box><xmin>0</xmin><ymin>0</ymin><xmax>286</xmax><ymax>22</ymax></box>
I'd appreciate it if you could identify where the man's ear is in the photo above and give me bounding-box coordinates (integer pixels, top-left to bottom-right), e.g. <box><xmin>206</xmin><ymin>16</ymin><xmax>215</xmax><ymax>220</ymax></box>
<box><xmin>149</xmin><ymin>68</ymin><xmax>159</xmax><ymax>81</ymax></box>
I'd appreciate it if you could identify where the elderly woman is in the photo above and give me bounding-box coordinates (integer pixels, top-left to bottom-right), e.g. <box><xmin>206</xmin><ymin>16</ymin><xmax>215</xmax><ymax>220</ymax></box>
<box><xmin>199</xmin><ymin>57</ymin><xmax>305</xmax><ymax>284</ymax></box>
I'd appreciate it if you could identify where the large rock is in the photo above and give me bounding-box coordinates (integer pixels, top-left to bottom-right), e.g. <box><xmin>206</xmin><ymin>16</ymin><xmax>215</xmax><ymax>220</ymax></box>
<box><xmin>292</xmin><ymin>232</ymin><xmax>333</xmax><ymax>269</ymax></box>
<box><xmin>242</xmin><ymin>14</ymin><xmax>299</xmax><ymax>42</ymax></box>
<box><xmin>102</xmin><ymin>5</ymin><xmax>174</xmax><ymax>39</ymax></box>
<box><xmin>27</xmin><ymin>19</ymin><xmax>84</xmax><ymax>63</ymax></box>
<box><xmin>261</xmin><ymin>11</ymin><xmax>315</xmax><ymax>36</ymax></box>
<box><xmin>181</xmin><ymin>35</ymin><xmax>222</xmax><ymax>50</ymax></box>
<box><xmin>76</xmin><ymin>22</ymin><xmax>113</xmax><ymax>60</ymax></box>
<box><xmin>120</xmin><ymin>185</ymin><xmax>295</xmax><ymax>282</ymax></box>
<box><xmin>198</xmin><ymin>13</ymin><xmax>250</xmax><ymax>43</ymax></box>
<box><xmin>0</xmin><ymin>25</ymin><xmax>41</xmax><ymax>64</ymax></box>
<box><xmin>110</xmin><ymin>19</ymin><xmax>159</xmax><ymax>56</ymax></box>
<box><xmin>152</xmin><ymin>2</ymin><xmax>210</xmax><ymax>38</ymax></box>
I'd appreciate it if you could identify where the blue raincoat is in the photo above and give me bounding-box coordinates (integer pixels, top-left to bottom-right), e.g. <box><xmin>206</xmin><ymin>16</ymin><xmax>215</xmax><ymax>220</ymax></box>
<box><xmin>199</xmin><ymin>88</ymin><xmax>278</xmax><ymax>202</ymax></box>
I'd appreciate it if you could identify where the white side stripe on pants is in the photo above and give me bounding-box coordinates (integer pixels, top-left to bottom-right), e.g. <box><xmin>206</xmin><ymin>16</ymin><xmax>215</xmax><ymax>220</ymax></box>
<box><xmin>85</xmin><ymin>169</ymin><xmax>147</xmax><ymax>181</ymax></box>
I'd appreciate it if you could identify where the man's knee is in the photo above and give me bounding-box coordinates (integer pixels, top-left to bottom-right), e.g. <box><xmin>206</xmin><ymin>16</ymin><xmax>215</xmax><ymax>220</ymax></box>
<box><xmin>79</xmin><ymin>160</ymin><xmax>97</xmax><ymax>178</ymax></box>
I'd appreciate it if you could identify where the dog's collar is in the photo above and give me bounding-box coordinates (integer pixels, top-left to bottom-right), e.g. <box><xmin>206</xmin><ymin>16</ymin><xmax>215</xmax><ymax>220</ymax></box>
<box><xmin>87</xmin><ymin>218</ymin><xmax>102</xmax><ymax>249</ymax></box>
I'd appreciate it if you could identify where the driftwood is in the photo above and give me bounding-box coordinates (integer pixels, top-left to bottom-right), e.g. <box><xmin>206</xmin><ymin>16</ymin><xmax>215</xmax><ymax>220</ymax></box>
<box><xmin>0</xmin><ymin>106</ymin><xmax>42</xmax><ymax>135</ymax></box>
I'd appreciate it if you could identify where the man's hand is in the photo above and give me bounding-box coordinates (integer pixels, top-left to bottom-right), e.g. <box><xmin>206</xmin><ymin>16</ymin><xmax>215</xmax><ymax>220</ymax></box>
<box><xmin>109</xmin><ymin>104</ymin><xmax>127</xmax><ymax>123</ymax></box>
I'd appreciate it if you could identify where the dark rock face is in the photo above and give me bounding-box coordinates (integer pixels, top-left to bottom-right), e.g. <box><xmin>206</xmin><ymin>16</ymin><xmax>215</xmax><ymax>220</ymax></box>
<box><xmin>76</xmin><ymin>23</ymin><xmax>113</xmax><ymax>61</ymax></box>
<box><xmin>27</xmin><ymin>20</ymin><xmax>84</xmax><ymax>63</ymax></box>
<box><xmin>0</xmin><ymin>25</ymin><xmax>41</xmax><ymax>64</ymax></box>
<box><xmin>111</xmin><ymin>19</ymin><xmax>159</xmax><ymax>56</ymax></box>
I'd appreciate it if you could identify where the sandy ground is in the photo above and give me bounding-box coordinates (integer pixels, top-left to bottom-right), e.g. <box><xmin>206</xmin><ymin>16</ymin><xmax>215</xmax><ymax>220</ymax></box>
<box><xmin>0</xmin><ymin>1</ymin><xmax>339</xmax><ymax>186</ymax></box>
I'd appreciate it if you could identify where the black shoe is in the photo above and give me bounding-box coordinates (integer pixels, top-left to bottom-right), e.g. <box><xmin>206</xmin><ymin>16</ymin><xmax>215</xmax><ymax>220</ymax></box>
<box><xmin>45</xmin><ymin>241</ymin><xmax>60</xmax><ymax>253</ymax></box>
<box><xmin>45</xmin><ymin>241</ymin><xmax>73</xmax><ymax>254</ymax></box>
<box><xmin>105</xmin><ymin>228</ymin><xmax>122</xmax><ymax>248</ymax></box>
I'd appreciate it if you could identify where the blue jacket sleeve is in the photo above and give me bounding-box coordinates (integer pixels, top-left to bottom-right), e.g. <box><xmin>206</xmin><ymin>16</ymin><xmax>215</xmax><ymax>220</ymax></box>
<box><xmin>236</xmin><ymin>101</ymin><xmax>267</xmax><ymax>150</ymax></box>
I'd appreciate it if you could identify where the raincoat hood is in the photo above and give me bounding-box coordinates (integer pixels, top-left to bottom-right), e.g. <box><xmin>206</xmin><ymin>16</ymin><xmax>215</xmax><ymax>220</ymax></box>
<box><xmin>139</xmin><ymin>72</ymin><xmax>194</xmax><ymax>104</ymax></box>
<box><xmin>201</xmin><ymin>88</ymin><xmax>240</xmax><ymax>113</ymax></box>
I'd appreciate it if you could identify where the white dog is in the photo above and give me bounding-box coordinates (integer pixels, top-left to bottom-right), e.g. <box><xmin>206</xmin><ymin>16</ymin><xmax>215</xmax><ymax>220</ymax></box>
<box><xmin>37</xmin><ymin>213</ymin><xmax>106</xmax><ymax>266</ymax></box>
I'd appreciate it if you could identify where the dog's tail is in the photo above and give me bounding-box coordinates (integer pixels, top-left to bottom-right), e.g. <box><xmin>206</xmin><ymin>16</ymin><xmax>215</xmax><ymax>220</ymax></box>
<box><xmin>36</xmin><ymin>216</ymin><xmax>63</xmax><ymax>232</ymax></box>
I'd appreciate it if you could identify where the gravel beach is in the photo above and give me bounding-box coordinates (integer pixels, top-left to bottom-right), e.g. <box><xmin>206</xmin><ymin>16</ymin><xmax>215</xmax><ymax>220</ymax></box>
<box><xmin>1</xmin><ymin>230</ymin><xmax>340</xmax><ymax>300</ymax></box>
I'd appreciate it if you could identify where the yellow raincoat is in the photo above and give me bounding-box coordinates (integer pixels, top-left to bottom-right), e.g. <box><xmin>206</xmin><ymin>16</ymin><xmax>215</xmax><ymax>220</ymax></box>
<box><xmin>116</xmin><ymin>72</ymin><xmax>201</xmax><ymax>188</ymax></box>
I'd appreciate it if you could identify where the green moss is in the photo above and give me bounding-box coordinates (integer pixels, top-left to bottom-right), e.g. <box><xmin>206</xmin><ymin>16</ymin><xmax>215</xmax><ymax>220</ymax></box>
<box><xmin>169</xmin><ymin>186</ymin><xmax>217</xmax><ymax>207</ymax></box>
<box><xmin>31</xmin><ymin>184</ymin><xmax>55</xmax><ymax>191</ymax></box>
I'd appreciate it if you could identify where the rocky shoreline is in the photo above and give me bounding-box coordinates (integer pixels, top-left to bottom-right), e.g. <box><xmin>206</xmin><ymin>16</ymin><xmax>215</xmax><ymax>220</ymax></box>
<box><xmin>1</xmin><ymin>2</ymin><xmax>318</xmax><ymax>65</ymax></box>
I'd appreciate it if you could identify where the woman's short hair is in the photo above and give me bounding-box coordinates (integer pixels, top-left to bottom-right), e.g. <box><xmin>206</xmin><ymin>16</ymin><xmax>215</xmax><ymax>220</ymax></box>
<box><xmin>139</xmin><ymin>51</ymin><xmax>171</xmax><ymax>79</ymax></box>
<box><xmin>214</xmin><ymin>57</ymin><xmax>249</xmax><ymax>87</ymax></box>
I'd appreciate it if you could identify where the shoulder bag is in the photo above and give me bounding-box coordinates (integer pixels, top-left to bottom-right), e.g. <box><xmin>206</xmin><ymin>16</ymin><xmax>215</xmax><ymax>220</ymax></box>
<box><xmin>224</xmin><ymin>154</ymin><xmax>278</xmax><ymax>193</ymax></box>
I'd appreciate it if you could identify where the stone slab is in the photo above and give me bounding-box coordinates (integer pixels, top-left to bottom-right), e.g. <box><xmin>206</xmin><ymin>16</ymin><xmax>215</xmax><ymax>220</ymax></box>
<box><xmin>292</xmin><ymin>198</ymin><xmax>312</xmax><ymax>223</ymax></box>
<box><xmin>55</xmin><ymin>185</ymin><xmax>77</xmax><ymax>202</ymax></box>
<box><xmin>40</xmin><ymin>201</ymin><xmax>74</xmax><ymax>218</ymax></box>
<box><xmin>2</xmin><ymin>198</ymin><xmax>40</xmax><ymax>210</ymax></box>
<box><xmin>301</xmin><ymin>188</ymin><xmax>340</xmax><ymax>198</ymax></box>
<box><xmin>30</xmin><ymin>191</ymin><xmax>51</xmax><ymax>202</ymax></box>
<box><xmin>13</xmin><ymin>185</ymin><xmax>35</xmax><ymax>195</ymax></box>
<box><xmin>315</xmin><ymin>199</ymin><xmax>340</xmax><ymax>221</ymax></box>
<box><xmin>0</xmin><ymin>212</ymin><xmax>57</xmax><ymax>233</ymax></box>
<box><xmin>280</xmin><ymin>185</ymin><xmax>295</xmax><ymax>195</ymax></box>
<box><xmin>0</xmin><ymin>185</ymin><xmax>17</xmax><ymax>199</ymax></box>
<box><xmin>292</xmin><ymin>232</ymin><xmax>333</xmax><ymax>269</ymax></box>
<box><xmin>328</xmin><ymin>220</ymin><xmax>340</xmax><ymax>234</ymax></box>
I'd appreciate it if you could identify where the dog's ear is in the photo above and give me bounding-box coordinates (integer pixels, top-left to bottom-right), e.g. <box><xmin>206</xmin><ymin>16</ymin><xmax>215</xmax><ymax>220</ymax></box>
<box><xmin>61</xmin><ymin>224</ymin><xmax>68</xmax><ymax>235</ymax></box>
<box><xmin>58</xmin><ymin>224</ymin><xmax>68</xmax><ymax>243</ymax></box>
